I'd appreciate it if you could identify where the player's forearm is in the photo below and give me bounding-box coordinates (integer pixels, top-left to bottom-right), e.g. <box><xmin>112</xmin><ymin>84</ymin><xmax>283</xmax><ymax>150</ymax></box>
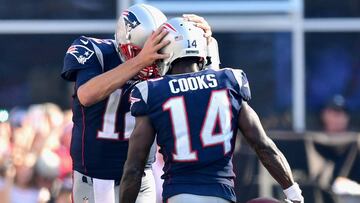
<box><xmin>119</xmin><ymin>166</ymin><xmax>144</xmax><ymax>203</ymax></box>
<box><xmin>242</xmin><ymin>119</ymin><xmax>295</xmax><ymax>188</ymax></box>
<box><xmin>239</xmin><ymin>104</ymin><xmax>294</xmax><ymax>189</ymax></box>
<box><xmin>254</xmin><ymin>138</ymin><xmax>295</xmax><ymax>189</ymax></box>
<box><xmin>77</xmin><ymin>57</ymin><xmax>145</xmax><ymax>106</ymax></box>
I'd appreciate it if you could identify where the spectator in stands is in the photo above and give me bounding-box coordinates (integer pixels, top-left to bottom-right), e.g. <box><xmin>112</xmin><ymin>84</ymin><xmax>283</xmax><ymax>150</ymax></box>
<box><xmin>0</xmin><ymin>103</ymin><xmax>72</xmax><ymax>202</ymax></box>
<box><xmin>321</xmin><ymin>95</ymin><xmax>349</xmax><ymax>134</ymax></box>
<box><xmin>318</xmin><ymin>95</ymin><xmax>360</xmax><ymax>202</ymax></box>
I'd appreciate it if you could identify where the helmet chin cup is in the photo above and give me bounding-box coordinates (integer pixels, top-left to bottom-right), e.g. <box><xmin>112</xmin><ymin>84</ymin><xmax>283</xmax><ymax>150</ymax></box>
<box><xmin>119</xmin><ymin>43</ymin><xmax>142</xmax><ymax>61</ymax></box>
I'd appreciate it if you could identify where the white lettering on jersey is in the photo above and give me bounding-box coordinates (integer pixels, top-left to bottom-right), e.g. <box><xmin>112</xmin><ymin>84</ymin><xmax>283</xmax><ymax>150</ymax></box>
<box><xmin>168</xmin><ymin>74</ymin><xmax>218</xmax><ymax>94</ymax></box>
<box><xmin>169</xmin><ymin>79</ymin><xmax>180</xmax><ymax>94</ymax></box>
<box><xmin>187</xmin><ymin>77</ymin><xmax>198</xmax><ymax>90</ymax></box>
<box><xmin>206</xmin><ymin>74</ymin><xmax>218</xmax><ymax>88</ymax></box>
<box><xmin>196</xmin><ymin>75</ymin><xmax>209</xmax><ymax>89</ymax></box>
<box><xmin>178</xmin><ymin>78</ymin><xmax>189</xmax><ymax>92</ymax></box>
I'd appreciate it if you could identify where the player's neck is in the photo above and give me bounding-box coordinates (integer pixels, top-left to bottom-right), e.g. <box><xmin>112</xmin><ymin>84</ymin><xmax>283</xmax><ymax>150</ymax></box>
<box><xmin>169</xmin><ymin>58</ymin><xmax>201</xmax><ymax>75</ymax></box>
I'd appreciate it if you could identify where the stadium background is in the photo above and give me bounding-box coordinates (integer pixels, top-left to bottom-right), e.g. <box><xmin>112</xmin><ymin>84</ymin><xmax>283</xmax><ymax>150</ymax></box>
<box><xmin>0</xmin><ymin>0</ymin><xmax>360</xmax><ymax>202</ymax></box>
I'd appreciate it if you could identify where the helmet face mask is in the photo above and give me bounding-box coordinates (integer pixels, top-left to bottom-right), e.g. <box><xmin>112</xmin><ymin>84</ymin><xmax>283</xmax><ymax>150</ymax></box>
<box><xmin>115</xmin><ymin>3</ymin><xmax>166</xmax><ymax>80</ymax></box>
<box><xmin>119</xmin><ymin>43</ymin><xmax>142</xmax><ymax>61</ymax></box>
<box><xmin>157</xmin><ymin>18</ymin><xmax>208</xmax><ymax>76</ymax></box>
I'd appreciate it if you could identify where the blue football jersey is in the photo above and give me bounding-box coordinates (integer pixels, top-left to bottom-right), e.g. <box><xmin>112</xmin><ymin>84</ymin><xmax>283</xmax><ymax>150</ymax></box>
<box><xmin>130</xmin><ymin>68</ymin><xmax>251</xmax><ymax>202</ymax></box>
<box><xmin>61</xmin><ymin>36</ymin><xmax>155</xmax><ymax>180</ymax></box>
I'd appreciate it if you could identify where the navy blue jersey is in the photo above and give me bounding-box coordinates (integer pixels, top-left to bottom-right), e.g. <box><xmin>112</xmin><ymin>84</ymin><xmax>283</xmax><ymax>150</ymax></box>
<box><xmin>61</xmin><ymin>36</ymin><xmax>155</xmax><ymax>180</ymax></box>
<box><xmin>130</xmin><ymin>68</ymin><xmax>251</xmax><ymax>202</ymax></box>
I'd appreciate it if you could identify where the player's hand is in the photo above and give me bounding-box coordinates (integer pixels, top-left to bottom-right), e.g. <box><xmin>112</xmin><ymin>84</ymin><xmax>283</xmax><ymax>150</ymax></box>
<box><xmin>135</xmin><ymin>26</ymin><xmax>170</xmax><ymax>68</ymax></box>
<box><xmin>183</xmin><ymin>14</ymin><xmax>212</xmax><ymax>44</ymax></box>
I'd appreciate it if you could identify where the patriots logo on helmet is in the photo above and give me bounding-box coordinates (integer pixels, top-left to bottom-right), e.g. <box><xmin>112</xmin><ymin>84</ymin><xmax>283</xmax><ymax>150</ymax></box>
<box><xmin>67</xmin><ymin>45</ymin><xmax>94</xmax><ymax>65</ymax></box>
<box><xmin>122</xmin><ymin>10</ymin><xmax>141</xmax><ymax>29</ymax></box>
<box><xmin>163</xmin><ymin>23</ymin><xmax>177</xmax><ymax>32</ymax></box>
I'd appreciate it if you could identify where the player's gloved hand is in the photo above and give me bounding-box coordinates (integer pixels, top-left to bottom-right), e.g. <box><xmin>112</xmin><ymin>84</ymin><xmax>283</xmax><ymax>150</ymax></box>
<box><xmin>283</xmin><ymin>183</ymin><xmax>304</xmax><ymax>203</ymax></box>
<box><xmin>183</xmin><ymin>14</ymin><xmax>212</xmax><ymax>44</ymax></box>
<box><xmin>135</xmin><ymin>26</ymin><xmax>170</xmax><ymax>68</ymax></box>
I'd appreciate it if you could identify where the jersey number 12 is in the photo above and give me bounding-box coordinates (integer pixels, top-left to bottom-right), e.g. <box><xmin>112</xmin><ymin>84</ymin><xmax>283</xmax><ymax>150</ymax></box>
<box><xmin>97</xmin><ymin>89</ymin><xmax>134</xmax><ymax>140</ymax></box>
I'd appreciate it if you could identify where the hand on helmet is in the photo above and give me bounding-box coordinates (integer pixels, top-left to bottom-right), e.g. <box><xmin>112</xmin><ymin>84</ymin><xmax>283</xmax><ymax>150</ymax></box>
<box><xmin>135</xmin><ymin>26</ymin><xmax>170</xmax><ymax>68</ymax></box>
<box><xmin>183</xmin><ymin>14</ymin><xmax>213</xmax><ymax>44</ymax></box>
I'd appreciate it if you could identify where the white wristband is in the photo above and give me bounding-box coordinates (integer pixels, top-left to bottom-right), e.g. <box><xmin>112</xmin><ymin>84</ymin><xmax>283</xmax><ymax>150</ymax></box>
<box><xmin>283</xmin><ymin>182</ymin><xmax>303</xmax><ymax>201</ymax></box>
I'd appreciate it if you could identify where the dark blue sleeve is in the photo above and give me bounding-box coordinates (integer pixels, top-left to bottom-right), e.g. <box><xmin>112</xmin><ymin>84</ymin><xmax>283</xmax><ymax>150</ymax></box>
<box><xmin>130</xmin><ymin>84</ymin><xmax>149</xmax><ymax>117</ymax></box>
<box><xmin>228</xmin><ymin>68</ymin><xmax>251</xmax><ymax>101</ymax></box>
<box><xmin>75</xmin><ymin>64</ymin><xmax>103</xmax><ymax>90</ymax></box>
<box><xmin>61</xmin><ymin>36</ymin><xmax>101</xmax><ymax>81</ymax></box>
<box><xmin>239</xmin><ymin>70</ymin><xmax>251</xmax><ymax>101</ymax></box>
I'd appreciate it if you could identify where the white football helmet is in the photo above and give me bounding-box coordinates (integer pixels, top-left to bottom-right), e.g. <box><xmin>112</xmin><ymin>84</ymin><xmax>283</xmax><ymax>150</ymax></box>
<box><xmin>157</xmin><ymin>17</ymin><xmax>207</xmax><ymax>76</ymax></box>
<box><xmin>115</xmin><ymin>4</ymin><xmax>167</xmax><ymax>79</ymax></box>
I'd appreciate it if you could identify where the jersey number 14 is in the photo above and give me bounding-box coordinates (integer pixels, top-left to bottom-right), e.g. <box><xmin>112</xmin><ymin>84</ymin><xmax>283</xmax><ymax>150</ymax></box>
<box><xmin>163</xmin><ymin>90</ymin><xmax>233</xmax><ymax>162</ymax></box>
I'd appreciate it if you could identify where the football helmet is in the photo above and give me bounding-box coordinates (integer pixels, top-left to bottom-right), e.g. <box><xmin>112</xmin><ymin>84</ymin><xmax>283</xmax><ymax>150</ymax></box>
<box><xmin>115</xmin><ymin>3</ymin><xmax>167</xmax><ymax>79</ymax></box>
<box><xmin>157</xmin><ymin>17</ymin><xmax>207</xmax><ymax>76</ymax></box>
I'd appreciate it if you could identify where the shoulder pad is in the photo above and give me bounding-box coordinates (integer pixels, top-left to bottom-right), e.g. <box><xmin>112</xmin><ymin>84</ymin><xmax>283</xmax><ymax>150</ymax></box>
<box><xmin>228</xmin><ymin>68</ymin><xmax>251</xmax><ymax>101</ymax></box>
<box><xmin>61</xmin><ymin>36</ymin><xmax>101</xmax><ymax>81</ymax></box>
<box><xmin>130</xmin><ymin>81</ymin><xmax>149</xmax><ymax>117</ymax></box>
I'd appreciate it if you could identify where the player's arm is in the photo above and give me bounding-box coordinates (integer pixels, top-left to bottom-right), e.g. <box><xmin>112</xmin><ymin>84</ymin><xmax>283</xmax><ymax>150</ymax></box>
<box><xmin>238</xmin><ymin>102</ymin><xmax>303</xmax><ymax>203</ymax></box>
<box><xmin>77</xmin><ymin>27</ymin><xmax>169</xmax><ymax>106</ymax></box>
<box><xmin>119</xmin><ymin>116</ymin><xmax>156</xmax><ymax>203</ymax></box>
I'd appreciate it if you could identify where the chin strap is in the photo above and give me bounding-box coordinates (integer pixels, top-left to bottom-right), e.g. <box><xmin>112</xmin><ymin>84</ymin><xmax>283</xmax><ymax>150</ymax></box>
<box><xmin>204</xmin><ymin>37</ymin><xmax>220</xmax><ymax>70</ymax></box>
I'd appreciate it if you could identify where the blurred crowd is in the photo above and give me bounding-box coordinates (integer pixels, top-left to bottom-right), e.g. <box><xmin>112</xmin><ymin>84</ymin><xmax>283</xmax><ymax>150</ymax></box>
<box><xmin>0</xmin><ymin>96</ymin><xmax>358</xmax><ymax>203</ymax></box>
<box><xmin>0</xmin><ymin>103</ymin><xmax>72</xmax><ymax>203</ymax></box>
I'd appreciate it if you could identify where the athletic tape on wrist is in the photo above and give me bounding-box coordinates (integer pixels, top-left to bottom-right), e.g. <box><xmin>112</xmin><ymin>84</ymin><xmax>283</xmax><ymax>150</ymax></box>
<box><xmin>283</xmin><ymin>182</ymin><xmax>303</xmax><ymax>201</ymax></box>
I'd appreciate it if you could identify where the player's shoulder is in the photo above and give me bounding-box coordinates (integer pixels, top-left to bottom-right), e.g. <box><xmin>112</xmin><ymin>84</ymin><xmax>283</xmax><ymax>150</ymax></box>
<box><xmin>146</xmin><ymin>76</ymin><xmax>167</xmax><ymax>89</ymax></box>
<box><xmin>136</xmin><ymin>77</ymin><xmax>173</xmax><ymax>104</ymax></box>
<box><xmin>70</xmin><ymin>36</ymin><xmax>115</xmax><ymax>47</ymax></box>
<box><xmin>65</xmin><ymin>36</ymin><xmax>97</xmax><ymax>63</ymax></box>
<box><xmin>130</xmin><ymin>80</ymin><xmax>152</xmax><ymax>117</ymax></box>
<box><xmin>86</xmin><ymin>37</ymin><xmax>117</xmax><ymax>53</ymax></box>
<box><xmin>67</xmin><ymin>36</ymin><xmax>116</xmax><ymax>58</ymax></box>
<box><xmin>219</xmin><ymin>67</ymin><xmax>247</xmax><ymax>83</ymax></box>
<box><xmin>219</xmin><ymin>67</ymin><xmax>251</xmax><ymax>101</ymax></box>
<box><xmin>62</xmin><ymin>36</ymin><xmax>117</xmax><ymax>81</ymax></box>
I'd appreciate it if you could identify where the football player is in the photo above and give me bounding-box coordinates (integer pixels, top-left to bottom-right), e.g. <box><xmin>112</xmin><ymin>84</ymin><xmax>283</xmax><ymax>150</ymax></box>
<box><xmin>61</xmin><ymin>4</ymin><xmax>217</xmax><ymax>203</ymax></box>
<box><xmin>119</xmin><ymin>18</ymin><xmax>304</xmax><ymax>203</ymax></box>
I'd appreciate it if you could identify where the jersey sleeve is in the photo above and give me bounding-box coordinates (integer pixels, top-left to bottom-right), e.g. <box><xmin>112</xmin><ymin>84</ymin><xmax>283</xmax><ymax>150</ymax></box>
<box><xmin>61</xmin><ymin>36</ymin><xmax>102</xmax><ymax>81</ymax></box>
<box><xmin>130</xmin><ymin>81</ymin><xmax>149</xmax><ymax>117</ymax></box>
<box><xmin>75</xmin><ymin>64</ymin><xmax>103</xmax><ymax>90</ymax></box>
<box><xmin>229</xmin><ymin>69</ymin><xmax>251</xmax><ymax>101</ymax></box>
